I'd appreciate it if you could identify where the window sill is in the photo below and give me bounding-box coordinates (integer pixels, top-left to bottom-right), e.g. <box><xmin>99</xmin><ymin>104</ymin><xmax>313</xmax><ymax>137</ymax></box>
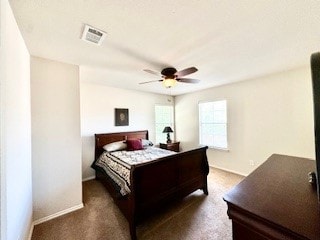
<box><xmin>208</xmin><ymin>146</ymin><xmax>229</xmax><ymax>152</ymax></box>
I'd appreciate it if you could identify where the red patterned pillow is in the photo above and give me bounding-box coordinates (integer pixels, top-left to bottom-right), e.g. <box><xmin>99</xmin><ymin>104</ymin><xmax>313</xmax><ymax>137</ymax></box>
<box><xmin>126</xmin><ymin>139</ymin><xmax>143</xmax><ymax>151</ymax></box>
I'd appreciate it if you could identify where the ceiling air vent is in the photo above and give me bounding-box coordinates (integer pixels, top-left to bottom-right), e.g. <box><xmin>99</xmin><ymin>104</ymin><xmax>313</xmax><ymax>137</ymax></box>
<box><xmin>81</xmin><ymin>24</ymin><xmax>106</xmax><ymax>45</ymax></box>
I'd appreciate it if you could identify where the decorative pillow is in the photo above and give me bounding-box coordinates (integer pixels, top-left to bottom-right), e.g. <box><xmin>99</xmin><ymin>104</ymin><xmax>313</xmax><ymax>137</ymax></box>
<box><xmin>103</xmin><ymin>141</ymin><xmax>127</xmax><ymax>152</ymax></box>
<box><xmin>126</xmin><ymin>139</ymin><xmax>143</xmax><ymax>151</ymax></box>
<box><xmin>142</xmin><ymin>139</ymin><xmax>153</xmax><ymax>147</ymax></box>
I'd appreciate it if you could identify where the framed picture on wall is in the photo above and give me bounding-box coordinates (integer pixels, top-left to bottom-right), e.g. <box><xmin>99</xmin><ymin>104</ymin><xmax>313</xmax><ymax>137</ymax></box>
<box><xmin>115</xmin><ymin>108</ymin><xmax>129</xmax><ymax>126</ymax></box>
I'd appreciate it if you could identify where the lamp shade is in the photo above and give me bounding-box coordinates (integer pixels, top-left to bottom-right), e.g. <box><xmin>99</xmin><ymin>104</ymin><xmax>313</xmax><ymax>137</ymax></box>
<box><xmin>162</xmin><ymin>126</ymin><xmax>173</xmax><ymax>133</ymax></box>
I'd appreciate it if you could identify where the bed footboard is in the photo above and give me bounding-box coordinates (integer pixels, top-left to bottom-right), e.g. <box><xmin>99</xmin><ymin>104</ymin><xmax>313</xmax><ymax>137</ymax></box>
<box><xmin>128</xmin><ymin>146</ymin><xmax>209</xmax><ymax>239</ymax></box>
<box><xmin>132</xmin><ymin>146</ymin><xmax>208</xmax><ymax>215</ymax></box>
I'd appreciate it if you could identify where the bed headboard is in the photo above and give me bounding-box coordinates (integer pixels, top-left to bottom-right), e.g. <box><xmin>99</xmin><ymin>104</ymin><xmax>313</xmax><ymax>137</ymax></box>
<box><xmin>94</xmin><ymin>130</ymin><xmax>149</xmax><ymax>160</ymax></box>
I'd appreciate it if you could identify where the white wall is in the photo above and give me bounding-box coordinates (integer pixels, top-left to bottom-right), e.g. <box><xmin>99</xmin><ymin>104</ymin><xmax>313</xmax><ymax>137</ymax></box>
<box><xmin>31</xmin><ymin>57</ymin><xmax>83</xmax><ymax>221</ymax></box>
<box><xmin>176</xmin><ymin>67</ymin><xmax>315</xmax><ymax>175</ymax></box>
<box><xmin>0</xmin><ymin>1</ymin><xmax>33</xmax><ymax>239</ymax></box>
<box><xmin>80</xmin><ymin>67</ymin><xmax>174</xmax><ymax>180</ymax></box>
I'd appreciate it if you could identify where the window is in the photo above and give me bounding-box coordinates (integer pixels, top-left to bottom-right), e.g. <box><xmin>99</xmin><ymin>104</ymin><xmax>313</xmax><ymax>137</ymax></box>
<box><xmin>199</xmin><ymin>100</ymin><xmax>228</xmax><ymax>149</ymax></box>
<box><xmin>155</xmin><ymin>105</ymin><xmax>174</xmax><ymax>144</ymax></box>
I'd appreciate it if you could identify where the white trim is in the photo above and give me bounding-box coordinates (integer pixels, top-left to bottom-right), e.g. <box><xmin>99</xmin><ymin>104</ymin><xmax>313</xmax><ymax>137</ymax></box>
<box><xmin>27</xmin><ymin>222</ymin><xmax>34</xmax><ymax>240</ymax></box>
<box><xmin>33</xmin><ymin>203</ymin><xmax>84</xmax><ymax>225</ymax></box>
<box><xmin>82</xmin><ymin>175</ymin><xmax>95</xmax><ymax>182</ymax></box>
<box><xmin>210</xmin><ymin>165</ymin><xmax>247</xmax><ymax>177</ymax></box>
<box><xmin>208</xmin><ymin>146</ymin><xmax>230</xmax><ymax>152</ymax></box>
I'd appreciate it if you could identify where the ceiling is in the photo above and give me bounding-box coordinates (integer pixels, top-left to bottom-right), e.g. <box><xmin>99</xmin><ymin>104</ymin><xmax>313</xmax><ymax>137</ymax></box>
<box><xmin>9</xmin><ymin>0</ymin><xmax>320</xmax><ymax>96</ymax></box>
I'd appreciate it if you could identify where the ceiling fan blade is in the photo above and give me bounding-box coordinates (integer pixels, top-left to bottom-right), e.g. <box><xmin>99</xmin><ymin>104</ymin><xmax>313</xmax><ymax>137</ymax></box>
<box><xmin>175</xmin><ymin>67</ymin><xmax>198</xmax><ymax>77</ymax></box>
<box><xmin>139</xmin><ymin>79</ymin><xmax>163</xmax><ymax>84</ymax></box>
<box><xmin>176</xmin><ymin>78</ymin><xmax>200</xmax><ymax>83</ymax></box>
<box><xmin>143</xmin><ymin>69</ymin><xmax>161</xmax><ymax>76</ymax></box>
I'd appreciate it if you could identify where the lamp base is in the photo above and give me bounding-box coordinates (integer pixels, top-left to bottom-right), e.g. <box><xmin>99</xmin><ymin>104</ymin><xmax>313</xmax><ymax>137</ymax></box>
<box><xmin>166</xmin><ymin>133</ymin><xmax>172</xmax><ymax>143</ymax></box>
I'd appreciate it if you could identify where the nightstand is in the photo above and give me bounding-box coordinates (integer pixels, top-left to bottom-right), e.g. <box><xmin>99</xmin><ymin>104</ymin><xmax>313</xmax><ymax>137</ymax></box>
<box><xmin>159</xmin><ymin>142</ymin><xmax>180</xmax><ymax>152</ymax></box>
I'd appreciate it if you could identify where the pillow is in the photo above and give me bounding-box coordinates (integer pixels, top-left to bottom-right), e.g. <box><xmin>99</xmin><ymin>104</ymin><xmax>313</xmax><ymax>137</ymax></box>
<box><xmin>126</xmin><ymin>139</ymin><xmax>143</xmax><ymax>151</ymax></box>
<box><xmin>142</xmin><ymin>139</ymin><xmax>153</xmax><ymax>147</ymax></box>
<box><xmin>103</xmin><ymin>141</ymin><xmax>127</xmax><ymax>152</ymax></box>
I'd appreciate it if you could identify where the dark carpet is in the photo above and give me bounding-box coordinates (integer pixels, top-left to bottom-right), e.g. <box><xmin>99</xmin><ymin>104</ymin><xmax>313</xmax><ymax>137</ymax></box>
<box><xmin>31</xmin><ymin>168</ymin><xmax>244</xmax><ymax>240</ymax></box>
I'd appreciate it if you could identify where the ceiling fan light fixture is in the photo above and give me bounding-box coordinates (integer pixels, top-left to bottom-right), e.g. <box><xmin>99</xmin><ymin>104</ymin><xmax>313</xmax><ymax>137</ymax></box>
<box><xmin>162</xmin><ymin>78</ymin><xmax>176</xmax><ymax>88</ymax></box>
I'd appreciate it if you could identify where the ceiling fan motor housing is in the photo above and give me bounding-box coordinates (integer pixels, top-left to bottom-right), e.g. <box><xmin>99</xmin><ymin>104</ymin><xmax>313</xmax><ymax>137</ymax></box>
<box><xmin>161</xmin><ymin>67</ymin><xmax>177</xmax><ymax>77</ymax></box>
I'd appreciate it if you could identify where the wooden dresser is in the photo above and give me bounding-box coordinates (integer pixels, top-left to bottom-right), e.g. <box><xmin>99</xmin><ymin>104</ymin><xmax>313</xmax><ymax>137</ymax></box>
<box><xmin>159</xmin><ymin>142</ymin><xmax>180</xmax><ymax>152</ymax></box>
<box><xmin>223</xmin><ymin>154</ymin><xmax>320</xmax><ymax>240</ymax></box>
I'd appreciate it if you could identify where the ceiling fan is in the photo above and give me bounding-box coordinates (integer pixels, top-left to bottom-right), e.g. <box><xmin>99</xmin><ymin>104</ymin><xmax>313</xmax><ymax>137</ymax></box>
<box><xmin>140</xmin><ymin>67</ymin><xmax>200</xmax><ymax>88</ymax></box>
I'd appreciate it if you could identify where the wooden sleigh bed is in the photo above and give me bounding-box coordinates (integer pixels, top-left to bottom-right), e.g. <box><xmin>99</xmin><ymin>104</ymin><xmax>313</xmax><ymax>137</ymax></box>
<box><xmin>92</xmin><ymin>130</ymin><xmax>209</xmax><ymax>240</ymax></box>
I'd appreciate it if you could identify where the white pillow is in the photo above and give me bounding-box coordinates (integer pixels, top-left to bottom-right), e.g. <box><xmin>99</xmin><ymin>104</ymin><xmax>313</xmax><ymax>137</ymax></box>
<box><xmin>142</xmin><ymin>139</ymin><xmax>153</xmax><ymax>147</ymax></box>
<box><xmin>103</xmin><ymin>141</ymin><xmax>127</xmax><ymax>152</ymax></box>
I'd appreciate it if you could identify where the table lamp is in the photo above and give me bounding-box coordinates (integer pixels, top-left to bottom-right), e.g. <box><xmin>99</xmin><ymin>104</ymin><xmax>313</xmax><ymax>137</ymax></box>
<box><xmin>162</xmin><ymin>126</ymin><xmax>173</xmax><ymax>143</ymax></box>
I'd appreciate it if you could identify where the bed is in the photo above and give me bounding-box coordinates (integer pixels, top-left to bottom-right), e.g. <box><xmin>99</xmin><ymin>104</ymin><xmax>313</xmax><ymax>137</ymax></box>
<box><xmin>92</xmin><ymin>130</ymin><xmax>209</xmax><ymax>240</ymax></box>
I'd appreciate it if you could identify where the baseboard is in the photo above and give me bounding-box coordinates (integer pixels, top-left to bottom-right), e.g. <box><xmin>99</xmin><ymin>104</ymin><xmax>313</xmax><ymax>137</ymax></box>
<box><xmin>33</xmin><ymin>203</ymin><xmax>84</xmax><ymax>226</ymax></box>
<box><xmin>28</xmin><ymin>222</ymin><xmax>34</xmax><ymax>240</ymax></box>
<box><xmin>82</xmin><ymin>175</ymin><xmax>95</xmax><ymax>182</ymax></box>
<box><xmin>210</xmin><ymin>165</ymin><xmax>248</xmax><ymax>177</ymax></box>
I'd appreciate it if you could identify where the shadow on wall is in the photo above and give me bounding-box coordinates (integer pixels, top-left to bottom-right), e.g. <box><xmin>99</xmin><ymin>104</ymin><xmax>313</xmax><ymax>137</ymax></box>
<box><xmin>81</xmin><ymin>135</ymin><xmax>96</xmax><ymax>180</ymax></box>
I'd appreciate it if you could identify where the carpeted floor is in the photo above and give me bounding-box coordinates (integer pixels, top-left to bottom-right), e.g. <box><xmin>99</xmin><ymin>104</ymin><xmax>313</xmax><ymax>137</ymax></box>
<box><xmin>31</xmin><ymin>168</ymin><xmax>244</xmax><ymax>240</ymax></box>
